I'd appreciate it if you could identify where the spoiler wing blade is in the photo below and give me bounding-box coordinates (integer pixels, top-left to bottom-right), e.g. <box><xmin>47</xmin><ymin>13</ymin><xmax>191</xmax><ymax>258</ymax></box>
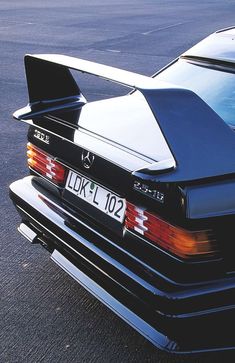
<box><xmin>13</xmin><ymin>54</ymin><xmax>235</xmax><ymax>182</ymax></box>
<box><xmin>13</xmin><ymin>54</ymin><xmax>158</xmax><ymax>121</ymax></box>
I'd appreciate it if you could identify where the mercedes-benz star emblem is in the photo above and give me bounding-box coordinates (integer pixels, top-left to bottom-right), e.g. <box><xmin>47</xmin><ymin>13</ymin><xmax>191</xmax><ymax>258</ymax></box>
<box><xmin>81</xmin><ymin>150</ymin><xmax>95</xmax><ymax>169</ymax></box>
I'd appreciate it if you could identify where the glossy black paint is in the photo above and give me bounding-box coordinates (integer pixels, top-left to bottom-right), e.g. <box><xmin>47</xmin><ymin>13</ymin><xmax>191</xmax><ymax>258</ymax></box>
<box><xmin>15</xmin><ymin>56</ymin><xmax>235</xmax><ymax>185</ymax></box>
<box><xmin>9</xmin><ymin>177</ymin><xmax>235</xmax><ymax>353</ymax></box>
<box><xmin>137</xmin><ymin>87</ymin><xmax>235</xmax><ymax>182</ymax></box>
<box><xmin>13</xmin><ymin>55</ymin><xmax>86</xmax><ymax>122</ymax></box>
<box><xmin>9</xmin><ymin>27</ymin><xmax>235</xmax><ymax>353</ymax></box>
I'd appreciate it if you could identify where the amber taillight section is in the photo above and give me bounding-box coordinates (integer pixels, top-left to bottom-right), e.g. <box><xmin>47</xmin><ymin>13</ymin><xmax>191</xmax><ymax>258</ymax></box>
<box><xmin>125</xmin><ymin>202</ymin><xmax>218</xmax><ymax>260</ymax></box>
<box><xmin>27</xmin><ymin>143</ymin><xmax>67</xmax><ymax>185</ymax></box>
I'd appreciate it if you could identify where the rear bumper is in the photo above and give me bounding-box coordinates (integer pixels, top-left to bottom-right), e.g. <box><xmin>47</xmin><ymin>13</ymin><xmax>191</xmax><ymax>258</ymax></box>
<box><xmin>9</xmin><ymin>176</ymin><xmax>235</xmax><ymax>354</ymax></box>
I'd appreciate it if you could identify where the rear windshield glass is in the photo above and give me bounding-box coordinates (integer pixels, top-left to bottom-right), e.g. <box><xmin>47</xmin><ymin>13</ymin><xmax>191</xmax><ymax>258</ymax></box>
<box><xmin>154</xmin><ymin>59</ymin><xmax>235</xmax><ymax>127</ymax></box>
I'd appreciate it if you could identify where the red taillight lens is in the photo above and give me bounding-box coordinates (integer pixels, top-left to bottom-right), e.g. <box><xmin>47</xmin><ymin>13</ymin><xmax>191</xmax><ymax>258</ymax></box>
<box><xmin>27</xmin><ymin>143</ymin><xmax>67</xmax><ymax>185</ymax></box>
<box><xmin>125</xmin><ymin>202</ymin><xmax>218</xmax><ymax>259</ymax></box>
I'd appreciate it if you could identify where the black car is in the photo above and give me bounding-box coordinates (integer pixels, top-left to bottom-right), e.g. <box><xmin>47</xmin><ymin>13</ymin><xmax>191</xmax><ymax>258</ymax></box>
<box><xmin>10</xmin><ymin>27</ymin><xmax>235</xmax><ymax>354</ymax></box>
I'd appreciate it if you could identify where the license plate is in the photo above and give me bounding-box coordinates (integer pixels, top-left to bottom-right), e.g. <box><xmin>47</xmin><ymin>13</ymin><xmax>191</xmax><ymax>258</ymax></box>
<box><xmin>65</xmin><ymin>170</ymin><xmax>126</xmax><ymax>222</ymax></box>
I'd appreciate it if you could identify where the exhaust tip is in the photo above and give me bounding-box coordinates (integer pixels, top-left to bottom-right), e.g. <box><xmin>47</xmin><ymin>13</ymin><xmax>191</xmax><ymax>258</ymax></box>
<box><xmin>18</xmin><ymin>222</ymin><xmax>38</xmax><ymax>243</ymax></box>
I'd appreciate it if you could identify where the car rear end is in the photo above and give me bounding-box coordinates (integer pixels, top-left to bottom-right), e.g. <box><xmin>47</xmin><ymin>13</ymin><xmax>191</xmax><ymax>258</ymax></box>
<box><xmin>9</xmin><ymin>52</ymin><xmax>235</xmax><ymax>354</ymax></box>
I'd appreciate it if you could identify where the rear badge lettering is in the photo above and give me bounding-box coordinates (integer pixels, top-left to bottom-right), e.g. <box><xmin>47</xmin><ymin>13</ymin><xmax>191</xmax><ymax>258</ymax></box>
<box><xmin>134</xmin><ymin>181</ymin><xmax>164</xmax><ymax>204</ymax></box>
<box><xmin>34</xmin><ymin>129</ymin><xmax>50</xmax><ymax>144</ymax></box>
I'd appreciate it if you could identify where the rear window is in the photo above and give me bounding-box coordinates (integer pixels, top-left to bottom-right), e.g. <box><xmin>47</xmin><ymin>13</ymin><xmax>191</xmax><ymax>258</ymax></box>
<box><xmin>154</xmin><ymin>59</ymin><xmax>235</xmax><ymax>127</ymax></box>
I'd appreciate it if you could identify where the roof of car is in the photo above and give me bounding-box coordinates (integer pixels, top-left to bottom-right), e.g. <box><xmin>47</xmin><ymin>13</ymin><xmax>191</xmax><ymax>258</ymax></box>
<box><xmin>182</xmin><ymin>26</ymin><xmax>235</xmax><ymax>64</ymax></box>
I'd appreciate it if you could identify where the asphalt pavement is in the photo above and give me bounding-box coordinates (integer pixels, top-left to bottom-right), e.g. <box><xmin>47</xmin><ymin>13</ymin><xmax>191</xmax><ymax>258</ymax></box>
<box><xmin>1</xmin><ymin>1</ymin><xmax>235</xmax><ymax>362</ymax></box>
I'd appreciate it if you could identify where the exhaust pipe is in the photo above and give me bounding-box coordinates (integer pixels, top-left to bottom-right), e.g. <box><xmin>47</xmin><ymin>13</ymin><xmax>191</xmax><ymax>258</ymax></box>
<box><xmin>18</xmin><ymin>222</ymin><xmax>55</xmax><ymax>252</ymax></box>
<box><xmin>18</xmin><ymin>222</ymin><xmax>38</xmax><ymax>243</ymax></box>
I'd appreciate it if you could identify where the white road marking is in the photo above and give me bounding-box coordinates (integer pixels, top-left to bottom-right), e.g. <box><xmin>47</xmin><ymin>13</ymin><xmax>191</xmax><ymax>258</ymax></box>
<box><xmin>142</xmin><ymin>22</ymin><xmax>189</xmax><ymax>36</ymax></box>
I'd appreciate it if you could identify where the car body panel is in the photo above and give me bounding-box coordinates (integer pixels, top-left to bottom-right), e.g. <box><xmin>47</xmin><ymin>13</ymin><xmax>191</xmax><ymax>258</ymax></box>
<box><xmin>9</xmin><ymin>176</ymin><xmax>235</xmax><ymax>353</ymax></box>
<box><xmin>9</xmin><ymin>27</ymin><xmax>235</xmax><ymax>353</ymax></box>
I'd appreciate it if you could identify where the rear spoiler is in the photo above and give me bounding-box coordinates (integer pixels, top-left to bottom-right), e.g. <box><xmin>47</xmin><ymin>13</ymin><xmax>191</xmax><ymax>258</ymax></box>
<box><xmin>14</xmin><ymin>54</ymin><xmax>158</xmax><ymax>122</ymax></box>
<box><xmin>14</xmin><ymin>54</ymin><xmax>235</xmax><ymax>182</ymax></box>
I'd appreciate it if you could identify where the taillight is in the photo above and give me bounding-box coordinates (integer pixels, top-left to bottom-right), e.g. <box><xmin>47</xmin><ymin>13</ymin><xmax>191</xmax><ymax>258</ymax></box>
<box><xmin>125</xmin><ymin>202</ymin><xmax>218</xmax><ymax>260</ymax></box>
<box><xmin>27</xmin><ymin>143</ymin><xmax>67</xmax><ymax>185</ymax></box>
